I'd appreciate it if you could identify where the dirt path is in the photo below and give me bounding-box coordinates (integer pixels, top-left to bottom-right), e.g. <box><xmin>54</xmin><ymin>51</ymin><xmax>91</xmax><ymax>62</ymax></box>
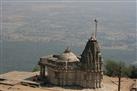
<box><xmin>0</xmin><ymin>72</ymin><xmax>134</xmax><ymax>91</ymax></box>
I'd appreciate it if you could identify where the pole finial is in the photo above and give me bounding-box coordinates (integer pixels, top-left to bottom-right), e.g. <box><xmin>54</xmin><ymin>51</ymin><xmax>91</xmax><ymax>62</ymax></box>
<box><xmin>94</xmin><ymin>19</ymin><xmax>98</xmax><ymax>23</ymax></box>
<box><xmin>94</xmin><ymin>19</ymin><xmax>98</xmax><ymax>38</ymax></box>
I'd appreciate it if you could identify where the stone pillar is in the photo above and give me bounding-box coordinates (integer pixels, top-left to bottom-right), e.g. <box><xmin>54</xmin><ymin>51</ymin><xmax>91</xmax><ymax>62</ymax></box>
<box><xmin>65</xmin><ymin>71</ymin><xmax>68</xmax><ymax>85</ymax></box>
<box><xmin>99</xmin><ymin>79</ymin><xmax>101</xmax><ymax>88</ymax></box>
<box><xmin>43</xmin><ymin>66</ymin><xmax>45</xmax><ymax>77</ymax></box>
<box><xmin>40</xmin><ymin>65</ymin><xmax>45</xmax><ymax>78</ymax></box>
<box><xmin>40</xmin><ymin>65</ymin><xmax>43</xmax><ymax>77</ymax></box>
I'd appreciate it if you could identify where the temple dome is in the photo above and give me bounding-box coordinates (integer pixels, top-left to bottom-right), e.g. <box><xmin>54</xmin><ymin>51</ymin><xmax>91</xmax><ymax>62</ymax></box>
<box><xmin>58</xmin><ymin>48</ymin><xmax>79</xmax><ymax>62</ymax></box>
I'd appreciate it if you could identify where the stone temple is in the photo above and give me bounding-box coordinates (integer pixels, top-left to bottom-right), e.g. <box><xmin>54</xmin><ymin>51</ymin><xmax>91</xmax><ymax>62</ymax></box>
<box><xmin>38</xmin><ymin>20</ymin><xmax>103</xmax><ymax>89</ymax></box>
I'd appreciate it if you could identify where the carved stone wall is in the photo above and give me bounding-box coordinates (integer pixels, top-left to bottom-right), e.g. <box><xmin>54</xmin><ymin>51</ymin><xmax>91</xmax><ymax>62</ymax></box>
<box><xmin>47</xmin><ymin>67</ymin><xmax>102</xmax><ymax>88</ymax></box>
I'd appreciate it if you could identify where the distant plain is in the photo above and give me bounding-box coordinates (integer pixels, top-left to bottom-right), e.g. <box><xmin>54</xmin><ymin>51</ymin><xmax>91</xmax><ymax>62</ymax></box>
<box><xmin>0</xmin><ymin>0</ymin><xmax>136</xmax><ymax>73</ymax></box>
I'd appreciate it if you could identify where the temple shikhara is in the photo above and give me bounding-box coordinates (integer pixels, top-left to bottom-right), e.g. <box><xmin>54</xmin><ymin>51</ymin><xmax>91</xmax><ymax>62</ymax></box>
<box><xmin>38</xmin><ymin>19</ymin><xmax>103</xmax><ymax>89</ymax></box>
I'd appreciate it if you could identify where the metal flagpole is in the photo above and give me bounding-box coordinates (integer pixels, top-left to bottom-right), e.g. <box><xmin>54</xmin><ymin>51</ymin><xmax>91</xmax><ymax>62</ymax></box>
<box><xmin>94</xmin><ymin>19</ymin><xmax>98</xmax><ymax>38</ymax></box>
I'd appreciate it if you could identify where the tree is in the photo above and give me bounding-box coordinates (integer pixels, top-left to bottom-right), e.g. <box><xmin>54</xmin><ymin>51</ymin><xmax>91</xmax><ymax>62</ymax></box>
<box><xmin>32</xmin><ymin>65</ymin><xmax>40</xmax><ymax>72</ymax></box>
<box><xmin>129</xmin><ymin>65</ymin><xmax>137</xmax><ymax>78</ymax></box>
<box><xmin>104</xmin><ymin>60</ymin><xmax>131</xmax><ymax>77</ymax></box>
<box><xmin>105</xmin><ymin>60</ymin><xmax>119</xmax><ymax>76</ymax></box>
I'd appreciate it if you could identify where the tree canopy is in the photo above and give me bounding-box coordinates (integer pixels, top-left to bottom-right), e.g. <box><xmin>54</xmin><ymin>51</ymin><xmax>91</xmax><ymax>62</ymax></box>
<box><xmin>104</xmin><ymin>60</ymin><xmax>137</xmax><ymax>78</ymax></box>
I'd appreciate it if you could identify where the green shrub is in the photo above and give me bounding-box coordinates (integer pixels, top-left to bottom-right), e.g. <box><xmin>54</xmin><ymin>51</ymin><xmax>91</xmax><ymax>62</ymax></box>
<box><xmin>104</xmin><ymin>60</ymin><xmax>133</xmax><ymax>77</ymax></box>
<box><xmin>32</xmin><ymin>65</ymin><xmax>40</xmax><ymax>72</ymax></box>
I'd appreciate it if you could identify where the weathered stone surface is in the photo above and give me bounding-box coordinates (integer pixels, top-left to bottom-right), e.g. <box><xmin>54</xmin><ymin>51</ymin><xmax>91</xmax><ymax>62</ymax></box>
<box><xmin>39</xmin><ymin>36</ymin><xmax>103</xmax><ymax>89</ymax></box>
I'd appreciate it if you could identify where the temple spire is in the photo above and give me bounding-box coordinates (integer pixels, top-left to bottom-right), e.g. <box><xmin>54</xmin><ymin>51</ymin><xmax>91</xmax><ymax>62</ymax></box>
<box><xmin>94</xmin><ymin>19</ymin><xmax>98</xmax><ymax>38</ymax></box>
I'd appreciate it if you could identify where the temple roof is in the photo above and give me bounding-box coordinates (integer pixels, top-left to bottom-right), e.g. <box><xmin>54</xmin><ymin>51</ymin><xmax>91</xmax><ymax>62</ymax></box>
<box><xmin>54</xmin><ymin>48</ymin><xmax>79</xmax><ymax>62</ymax></box>
<box><xmin>80</xmin><ymin>36</ymin><xmax>100</xmax><ymax>64</ymax></box>
<box><xmin>58</xmin><ymin>52</ymin><xmax>79</xmax><ymax>62</ymax></box>
<box><xmin>40</xmin><ymin>48</ymin><xmax>79</xmax><ymax>63</ymax></box>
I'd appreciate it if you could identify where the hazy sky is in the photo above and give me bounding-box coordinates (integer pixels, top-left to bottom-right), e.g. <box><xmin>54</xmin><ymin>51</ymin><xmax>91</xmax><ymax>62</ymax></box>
<box><xmin>1</xmin><ymin>0</ymin><xmax>136</xmax><ymax>43</ymax></box>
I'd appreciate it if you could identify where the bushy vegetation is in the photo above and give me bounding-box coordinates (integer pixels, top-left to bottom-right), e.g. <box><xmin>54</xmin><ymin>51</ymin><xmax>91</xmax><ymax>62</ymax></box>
<box><xmin>32</xmin><ymin>65</ymin><xmax>40</xmax><ymax>72</ymax></box>
<box><xmin>129</xmin><ymin>65</ymin><xmax>137</xmax><ymax>78</ymax></box>
<box><xmin>104</xmin><ymin>60</ymin><xmax>137</xmax><ymax>78</ymax></box>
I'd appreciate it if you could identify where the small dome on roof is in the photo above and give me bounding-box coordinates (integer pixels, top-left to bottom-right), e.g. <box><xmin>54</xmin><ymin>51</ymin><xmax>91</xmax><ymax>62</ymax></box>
<box><xmin>64</xmin><ymin>47</ymin><xmax>71</xmax><ymax>53</ymax></box>
<box><xmin>58</xmin><ymin>48</ymin><xmax>79</xmax><ymax>62</ymax></box>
